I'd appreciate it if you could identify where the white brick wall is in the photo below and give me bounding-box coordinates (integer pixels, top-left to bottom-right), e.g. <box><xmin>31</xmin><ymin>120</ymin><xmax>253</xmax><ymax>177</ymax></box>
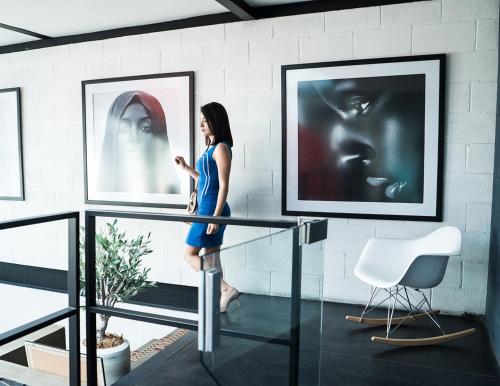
<box><xmin>325</xmin><ymin>7</ymin><xmax>381</xmax><ymax>32</ymax></box>
<box><xmin>477</xmin><ymin>20</ymin><xmax>499</xmax><ymax>50</ymax></box>
<box><xmin>225</xmin><ymin>66</ymin><xmax>271</xmax><ymax>92</ymax></box>
<box><xmin>467</xmin><ymin>203</ymin><xmax>493</xmax><ymax>232</ymax></box>
<box><xmin>299</xmin><ymin>32</ymin><xmax>354</xmax><ymax>62</ymax></box>
<box><xmin>204</xmin><ymin>41</ymin><xmax>249</xmax><ymax>69</ymax></box>
<box><xmin>413</xmin><ymin>22</ymin><xmax>476</xmax><ymax>54</ymax></box>
<box><xmin>250</xmin><ymin>38</ymin><xmax>299</xmax><ymax>65</ymax></box>
<box><xmin>442</xmin><ymin>0</ymin><xmax>499</xmax><ymax>22</ymax></box>
<box><xmin>470</xmin><ymin>81</ymin><xmax>498</xmax><ymax>112</ymax></box>
<box><xmin>447</xmin><ymin>113</ymin><xmax>496</xmax><ymax>143</ymax></box>
<box><xmin>448</xmin><ymin>51</ymin><xmax>498</xmax><ymax>83</ymax></box>
<box><xmin>466</xmin><ymin>143</ymin><xmax>495</xmax><ymax>173</ymax></box>
<box><xmin>140</xmin><ymin>30</ymin><xmax>181</xmax><ymax>53</ymax></box>
<box><xmin>181</xmin><ymin>25</ymin><xmax>225</xmax><ymax>47</ymax></box>
<box><xmin>445</xmin><ymin>143</ymin><xmax>467</xmax><ymax>173</ymax></box>
<box><xmin>381</xmin><ymin>1</ymin><xmax>442</xmax><ymax>26</ymax></box>
<box><xmin>354</xmin><ymin>26</ymin><xmax>412</xmax><ymax>57</ymax></box>
<box><xmin>0</xmin><ymin>0</ymin><xmax>497</xmax><ymax>315</ymax></box>
<box><xmin>447</xmin><ymin>82</ymin><xmax>471</xmax><ymax>113</ymax></box>
<box><xmin>272</xmin><ymin>13</ymin><xmax>325</xmax><ymax>38</ymax></box>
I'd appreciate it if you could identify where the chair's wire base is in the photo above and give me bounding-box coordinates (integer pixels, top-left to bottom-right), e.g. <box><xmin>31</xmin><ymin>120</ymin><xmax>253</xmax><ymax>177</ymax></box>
<box><xmin>346</xmin><ymin>285</ymin><xmax>476</xmax><ymax>346</ymax></box>
<box><xmin>360</xmin><ymin>286</ymin><xmax>444</xmax><ymax>338</ymax></box>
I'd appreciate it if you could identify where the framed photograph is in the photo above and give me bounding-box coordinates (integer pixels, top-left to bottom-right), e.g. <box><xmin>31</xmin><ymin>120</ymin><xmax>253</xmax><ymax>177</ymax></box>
<box><xmin>83</xmin><ymin>72</ymin><xmax>194</xmax><ymax>208</ymax></box>
<box><xmin>0</xmin><ymin>87</ymin><xmax>24</xmax><ymax>201</ymax></box>
<box><xmin>282</xmin><ymin>54</ymin><xmax>445</xmax><ymax>221</ymax></box>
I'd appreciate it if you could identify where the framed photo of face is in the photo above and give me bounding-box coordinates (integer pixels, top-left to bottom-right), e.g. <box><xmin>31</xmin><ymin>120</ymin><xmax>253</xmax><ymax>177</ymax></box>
<box><xmin>82</xmin><ymin>72</ymin><xmax>194</xmax><ymax>208</ymax></box>
<box><xmin>0</xmin><ymin>87</ymin><xmax>24</xmax><ymax>201</ymax></box>
<box><xmin>282</xmin><ymin>54</ymin><xmax>445</xmax><ymax>221</ymax></box>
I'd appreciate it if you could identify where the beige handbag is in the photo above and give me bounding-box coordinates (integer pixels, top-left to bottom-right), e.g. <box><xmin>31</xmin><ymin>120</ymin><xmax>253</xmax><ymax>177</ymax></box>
<box><xmin>187</xmin><ymin>181</ymin><xmax>198</xmax><ymax>215</ymax></box>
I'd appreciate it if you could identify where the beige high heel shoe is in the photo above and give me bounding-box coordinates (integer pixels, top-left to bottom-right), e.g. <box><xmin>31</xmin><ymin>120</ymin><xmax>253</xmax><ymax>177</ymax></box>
<box><xmin>220</xmin><ymin>287</ymin><xmax>240</xmax><ymax>313</ymax></box>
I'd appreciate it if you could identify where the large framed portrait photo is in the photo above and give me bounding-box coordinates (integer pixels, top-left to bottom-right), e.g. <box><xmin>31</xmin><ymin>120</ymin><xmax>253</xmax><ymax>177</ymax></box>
<box><xmin>0</xmin><ymin>87</ymin><xmax>24</xmax><ymax>201</ymax></box>
<box><xmin>282</xmin><ymin>54</ymin><xmax>445</xmax><ymax>221</ymax></box>
<box><xmin>83</xmin><ymin>72</ymin><xmax>194</xmax><ymax>208</ymax></box>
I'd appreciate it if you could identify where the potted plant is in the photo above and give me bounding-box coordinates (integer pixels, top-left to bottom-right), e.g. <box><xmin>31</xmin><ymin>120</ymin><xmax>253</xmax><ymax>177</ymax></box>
<box><xmin>80</xmin><ymin>219</ymin><xmax>156</xmax><ymax>384</ymax></box>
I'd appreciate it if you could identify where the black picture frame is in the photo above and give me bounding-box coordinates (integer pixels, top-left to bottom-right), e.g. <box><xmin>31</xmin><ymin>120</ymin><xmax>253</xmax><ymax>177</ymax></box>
<box><xmin>0</xmin><ymin>87</ymin><xmax>24</xmax><ymax>201</ymax></box>
<box><xmin>282</xmin><ymin>54</ymin><xmax>445</xmax><ymax>221</ymax></box>
<box><xmin>82</xmin><ymin>72</ymin><xmax>194</xmax><ymax>208</ymax></box>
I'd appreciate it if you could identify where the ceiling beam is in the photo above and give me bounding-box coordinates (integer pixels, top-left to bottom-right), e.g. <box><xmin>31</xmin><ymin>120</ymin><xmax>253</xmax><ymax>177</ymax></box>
<box><xmin>214</xmin><ymin>0</ymin><xmax>256</xmax><ymax>21</ymax></box>
<box><xmin>0</xmin><ymin>0</ymin><xmax>430</xmax><ymax>54</ymax></box>
<box><xmin>0</xmin><ymin>22</ymin><xmax>51</xmax><ymax>40</ymax></box>
<box><xmin>0</xmin><ymin>13</ymin><xmax>239</xmax><ymax>55</ymax></box>
<box><xmin>255</xmin><ymin>0</ymin><xmax>430</xmax><ymax>18</ymax></box>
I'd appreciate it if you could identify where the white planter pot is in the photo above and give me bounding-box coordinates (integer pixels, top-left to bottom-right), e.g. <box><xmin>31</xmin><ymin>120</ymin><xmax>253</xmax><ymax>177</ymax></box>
<box><xmin>82</xmin><ymin>339</ymin><xmax>131</xmax><ymax>385</ymax></box>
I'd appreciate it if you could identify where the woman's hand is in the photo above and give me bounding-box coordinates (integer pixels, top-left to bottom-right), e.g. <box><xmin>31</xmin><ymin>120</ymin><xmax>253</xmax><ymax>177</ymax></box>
<box><xmin>175</xmin><ymin>156</ymin><xmax>187</xmax><ymax>170</ymax></box>
<box><xmin>176</xmin><ymin>156</ymin><xmax>200</xmax><ymax>180</ymax></box>
<box><xmin>206</xmin><ymin>223</ymin><xmax>219</xmax><ymax>234</ymax></box>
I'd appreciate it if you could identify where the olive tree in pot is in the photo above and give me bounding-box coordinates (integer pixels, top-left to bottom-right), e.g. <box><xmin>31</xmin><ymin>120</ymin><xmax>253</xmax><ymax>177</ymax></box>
<box><xmin>80</xmin><ymin>219</ymin><xmax>156</xmax><ymax>384</ymax></box>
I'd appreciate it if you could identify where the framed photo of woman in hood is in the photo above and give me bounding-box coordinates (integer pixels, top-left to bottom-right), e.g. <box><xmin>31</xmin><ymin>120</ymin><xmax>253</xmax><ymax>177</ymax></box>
<box><xmin>82</xmin><ymin>72</ymin><xmax>194</xmax><ymax>208</ymax></box>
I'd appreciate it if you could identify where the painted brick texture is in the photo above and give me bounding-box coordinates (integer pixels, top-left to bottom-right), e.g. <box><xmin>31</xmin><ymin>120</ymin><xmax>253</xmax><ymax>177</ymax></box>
<box><xmin>0</xmin><ymin>0</ymin><xmax>496</xmax><ymax>315</ymax></box>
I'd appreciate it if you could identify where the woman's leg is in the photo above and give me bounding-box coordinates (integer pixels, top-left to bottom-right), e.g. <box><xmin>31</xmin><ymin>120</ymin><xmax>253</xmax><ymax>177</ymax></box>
<box><xmin>183</xmin><ymin>245</ymin><xmax>202</xmax><ymax>271</ymax></box>
<box><xmin>204</xmin><ymin>246</ymin><xmax>232</xmax><ymax>293</ymax></box>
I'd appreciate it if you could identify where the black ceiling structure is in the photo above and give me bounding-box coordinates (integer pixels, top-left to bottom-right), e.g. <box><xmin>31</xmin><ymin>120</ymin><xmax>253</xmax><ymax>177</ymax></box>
<box><xmin>215</xmin><ymin>0</ymin><xmax>257</xmax><ymax>20</ymax></box>
<box><xmin>0</xmin><ymin>22</ymin><xmax>51</xmax><ymax>40</ymax></box>
<box><xmin>0</xmin><ymin>0</ymin><xmax>430</xmax><ymax>55</ymax></box>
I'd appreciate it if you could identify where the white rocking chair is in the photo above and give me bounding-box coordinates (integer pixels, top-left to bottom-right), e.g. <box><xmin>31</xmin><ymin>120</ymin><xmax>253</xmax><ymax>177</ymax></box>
<box><xmin>346</xmin><ymin>226</ymin><xmax>475</xmax><ymax>346</ymax></box>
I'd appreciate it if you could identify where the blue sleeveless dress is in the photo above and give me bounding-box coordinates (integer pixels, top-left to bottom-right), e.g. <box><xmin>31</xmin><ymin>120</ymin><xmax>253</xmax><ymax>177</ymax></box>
<box><xmin>186</xmin><ymin>142</ymin><xmax>231</xmax><ymax>248</ymax></box>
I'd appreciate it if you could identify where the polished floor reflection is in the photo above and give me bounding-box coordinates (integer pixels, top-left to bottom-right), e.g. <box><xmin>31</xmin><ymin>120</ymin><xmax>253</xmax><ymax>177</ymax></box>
<box><xmin>114</xmin><ymin>299</ymin><xmax>499</xmax><ymax>386</ymax></box>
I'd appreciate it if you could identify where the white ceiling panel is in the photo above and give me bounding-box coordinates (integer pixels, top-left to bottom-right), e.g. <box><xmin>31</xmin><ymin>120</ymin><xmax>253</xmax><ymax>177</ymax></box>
<box><xmin>0</xmin><ymin>28</ymin><xmax>39</xmax><ymax>46</ymax></box>
<box><xmin>0</xmin><ymin>0</ymin><xmax>228</xmax><ymax>37</ymax></box>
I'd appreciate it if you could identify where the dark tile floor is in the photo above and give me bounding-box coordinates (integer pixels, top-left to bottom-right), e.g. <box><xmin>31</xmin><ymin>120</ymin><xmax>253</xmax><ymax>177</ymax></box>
<box><xmin>114</xmin><ymin>297</ymin><xmax>500</xmax><ymax>386</ymax></box>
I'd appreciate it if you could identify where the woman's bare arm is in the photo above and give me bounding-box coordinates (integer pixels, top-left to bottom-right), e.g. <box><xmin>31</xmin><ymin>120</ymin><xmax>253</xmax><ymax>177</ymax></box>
<box><xmin>175</xmin><ymin>156</ymin><xmax>199</xmax><ymax>182</ymax></box>
<box><xmin>212</xmin><ymin>144</ymin><xmax>231</xmax><ymax>217</ymax></box>
<box><xmin>206</xmin><ymin>144</ymin><xmax>231</xmax><ymax>235</ymax></box>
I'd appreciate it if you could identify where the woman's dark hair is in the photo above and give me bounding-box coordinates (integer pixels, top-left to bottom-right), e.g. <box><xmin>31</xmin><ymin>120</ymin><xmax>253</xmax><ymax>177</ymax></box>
<box><xmin>201</xmin><ymin>102</ymin><xmax>233</xmax><ymax>147</ymax></box>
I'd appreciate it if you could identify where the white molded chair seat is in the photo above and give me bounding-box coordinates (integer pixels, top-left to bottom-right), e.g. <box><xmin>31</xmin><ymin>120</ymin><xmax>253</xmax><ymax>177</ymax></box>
<box><xmin>354</xmin><ymin>226</ymin><xmax>462</xmax><ymax>289</ymax></box>
<box><xmin>347</xmin><ymin>226</ymin><xmax>475</xmax><ymax>346</ymax></box>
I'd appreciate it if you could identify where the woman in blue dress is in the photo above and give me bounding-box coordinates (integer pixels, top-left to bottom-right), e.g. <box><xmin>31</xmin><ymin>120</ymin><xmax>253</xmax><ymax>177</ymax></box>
<box><xmin>175</xmin><ymin>102</ymin><xmax>239</xmax><ymax>312</ymax></box>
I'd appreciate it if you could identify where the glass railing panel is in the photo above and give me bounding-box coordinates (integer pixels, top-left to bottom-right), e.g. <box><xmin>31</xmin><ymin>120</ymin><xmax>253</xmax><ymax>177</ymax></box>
<box><xmin>83</xmin><ymin>216</ymin><xmax>196</xmax><ymax>315</ymax></box>
<box><xmin>83</xmin><ymin>217</ymin><xmax>287</xmax><ymax>317</ymax></box>
<box><xmin>198</xmin><ymin>221</ymin><xmax>328</xmax><ymax>386</ymax></box>
<box><xmin>83</xmin><ymin>214</ymin><xmax>301</xmax><ymax>386</ymax></box>
<box><xmin>299</xmin><ymin>238</ymin><xmax>325</xmax><ymax>386</ymax></box>
<box><xmin>199</xmin><ymin>226</ymin><xmax>298</xmax><ymax>386</ymax></box>
<box><xmin>210</xmin><ymin>227</ymin><xmax>294</xmax><ymax>340</ymax></box>
<box><xmin>83</xmin><ymin>213</ymin><xmax>329</xmax><ymax>386</ymax></box>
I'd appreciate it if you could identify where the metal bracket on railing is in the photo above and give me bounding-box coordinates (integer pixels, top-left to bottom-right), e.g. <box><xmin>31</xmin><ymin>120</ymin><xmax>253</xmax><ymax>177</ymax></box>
<box><xmin>298</xmin><ymin>219</ymin><xmax>328</xmax><ymax>245</ymax></box>
<box><xmin>198</xmin><ymin>270</ymin><xmax>206</xmax><ymax>352</ymax></box>
<box><xmin>198</xmin><ymin>268</ymin><xmax>221</xmax><ymax>353</ymax></box>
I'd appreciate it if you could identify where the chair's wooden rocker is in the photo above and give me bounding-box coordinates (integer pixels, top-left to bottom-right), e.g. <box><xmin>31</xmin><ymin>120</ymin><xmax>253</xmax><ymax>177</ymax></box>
<box><xmin>345</xmin><ymin>226</ymin><xmax>475</xmax><ymax>346</ymax></box>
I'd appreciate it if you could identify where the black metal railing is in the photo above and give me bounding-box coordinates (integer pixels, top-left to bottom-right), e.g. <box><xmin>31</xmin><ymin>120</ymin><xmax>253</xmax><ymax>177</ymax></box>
<box><xmin>0</xmin><ymin>210</ymin><xmax>328</xmax><ymax>386</ymax></box>
<box><xmin>0</xmin><ymin>211</ymin><xmax>80</xmax><ymax>385</ymax></box>
<box><xmin>84</xmin><ymin>210</ymin><xmax>301</xmax><ymax>386</ymax></box>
